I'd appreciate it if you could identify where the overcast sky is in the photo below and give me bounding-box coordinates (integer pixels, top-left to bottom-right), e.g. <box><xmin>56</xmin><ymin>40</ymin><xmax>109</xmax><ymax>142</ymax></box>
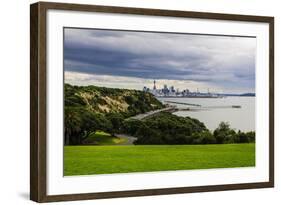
<box><xmin>64</xmin><ymin>28</ymin><xmax>256</xmax><ymax>94</ymax></box>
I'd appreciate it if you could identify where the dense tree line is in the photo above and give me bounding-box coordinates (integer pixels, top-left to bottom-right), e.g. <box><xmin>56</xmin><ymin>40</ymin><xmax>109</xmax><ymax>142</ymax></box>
<box><xmin>65</xmin><ymin>108</ymin><xmax>255</xmax><ymax>145</ymax></box>
<box><xmin>124</xmin><ymin>113</ymin><xmax>255</xmax><ymax>145</ymax></box>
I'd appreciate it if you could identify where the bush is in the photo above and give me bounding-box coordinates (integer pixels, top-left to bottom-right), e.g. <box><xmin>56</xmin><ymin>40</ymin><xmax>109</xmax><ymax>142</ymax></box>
<box><xmin>236</xmin><ymin>131</ymin><xmax>255</xmax><ymax>143</ymax></box>
<box><xmin>191</xmin><ymin>131</ymin><xmax>216</xmax><ymax>144</ymax></box>
<box><xmin>246</xmin><ymin>131</ymin><xmax>255</xmax><ymax>142</ymax></box>
<box><xmin>213</xmin><ymin>122</ymin><xmax>236</xmax><ymax>144</ymax></box>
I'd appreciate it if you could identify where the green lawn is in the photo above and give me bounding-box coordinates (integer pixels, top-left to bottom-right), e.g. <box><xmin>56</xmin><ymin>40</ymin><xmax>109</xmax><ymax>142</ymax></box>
<box><xmin>64</xmin><ymin>143</ymin><xmax>255</xmax><ymax>176</ymax></box>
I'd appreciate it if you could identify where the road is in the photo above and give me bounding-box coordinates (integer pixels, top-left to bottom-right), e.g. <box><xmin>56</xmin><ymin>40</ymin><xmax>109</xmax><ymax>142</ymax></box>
<box><xmin>129</xmin><ymin>106</ymin><xmax>177</xmax><ymax>120</ymax></box>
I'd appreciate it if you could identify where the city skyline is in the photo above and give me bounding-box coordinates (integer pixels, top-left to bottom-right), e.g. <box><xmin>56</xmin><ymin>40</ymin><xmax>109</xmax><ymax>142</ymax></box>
<box><xmin>64</xmin><ymin>28</ymin><xmax>256</xmax><ymax>94</ymax></box>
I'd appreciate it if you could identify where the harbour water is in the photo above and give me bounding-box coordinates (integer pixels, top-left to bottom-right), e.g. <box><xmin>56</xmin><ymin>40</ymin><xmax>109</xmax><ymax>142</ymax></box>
<box><xmin>158</xmin><ymin>97</ymin><xmax>255</xmax><ymax>132</ymax></box>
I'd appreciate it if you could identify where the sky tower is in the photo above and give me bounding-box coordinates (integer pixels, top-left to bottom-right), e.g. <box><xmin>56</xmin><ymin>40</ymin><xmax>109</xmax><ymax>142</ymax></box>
<box><xmin>153</xmin><ymin>80</ymin><xmax>156</xmax><ymax>90</ymax></box>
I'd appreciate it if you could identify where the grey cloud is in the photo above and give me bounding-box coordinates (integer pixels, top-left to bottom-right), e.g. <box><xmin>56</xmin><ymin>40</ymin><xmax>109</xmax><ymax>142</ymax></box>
<box><xmin>64</xmin><ymin>28</ymin><xmax>256</xmax><ymax>91</ymax></box>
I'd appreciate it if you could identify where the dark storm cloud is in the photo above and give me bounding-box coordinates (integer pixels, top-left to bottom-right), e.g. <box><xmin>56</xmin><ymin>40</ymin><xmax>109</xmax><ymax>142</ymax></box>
<box><xmin>64</xmin><ymin>28</ymin><xmax>256</xmax><ymax>91</ymax></box>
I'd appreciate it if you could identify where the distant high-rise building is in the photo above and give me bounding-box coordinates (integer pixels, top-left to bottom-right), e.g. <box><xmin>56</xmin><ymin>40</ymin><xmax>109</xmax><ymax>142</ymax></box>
<box><xmin>153</xmin><ymin>80</ymin><xmax>156</xmax><ymax>90</ymax></box>
<box><xmin>163</xmin><ymin>84</ymin><xmax>169</xmax><ymax>95</ymax></box>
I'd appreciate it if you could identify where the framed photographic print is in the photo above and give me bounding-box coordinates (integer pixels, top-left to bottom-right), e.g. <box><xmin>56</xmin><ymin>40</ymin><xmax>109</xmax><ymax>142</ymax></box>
<box><xmin>30</xmin><ymin>1</ymin><xmax>274</xmax><ymax>202</ymax></box>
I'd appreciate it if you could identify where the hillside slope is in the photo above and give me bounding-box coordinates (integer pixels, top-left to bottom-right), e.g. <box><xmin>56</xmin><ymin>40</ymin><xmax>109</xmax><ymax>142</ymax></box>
<box><xmin>64</xmin><ymin>83</ymin><xmax>164</xmax><ymax>116</ymax></box>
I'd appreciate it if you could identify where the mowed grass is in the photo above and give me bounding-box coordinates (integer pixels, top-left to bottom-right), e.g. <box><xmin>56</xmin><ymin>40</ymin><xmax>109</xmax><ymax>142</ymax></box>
<box><xmin>64</xmin><ymin>143</ymin><xmax>255</xmax><ymax>176</ymax></box>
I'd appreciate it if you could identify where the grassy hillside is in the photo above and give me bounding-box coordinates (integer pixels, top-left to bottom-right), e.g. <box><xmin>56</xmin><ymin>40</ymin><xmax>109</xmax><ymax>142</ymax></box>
<box><xmin>64</xmin><ymin>143</ymin><xmax>255</xmax><ymax>176</ymax></box>
<box><xmin>65</xmin><ymin>83</ymin><xmax>164</xmax><ymax>116</ymax></box>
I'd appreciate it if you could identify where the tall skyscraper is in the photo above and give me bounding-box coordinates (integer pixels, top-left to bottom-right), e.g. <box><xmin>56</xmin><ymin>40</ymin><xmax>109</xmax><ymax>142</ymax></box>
<box><xmin>153</xmin><ymin>80</ymin><xmax>156</xmax><ymax>90</ymax></box>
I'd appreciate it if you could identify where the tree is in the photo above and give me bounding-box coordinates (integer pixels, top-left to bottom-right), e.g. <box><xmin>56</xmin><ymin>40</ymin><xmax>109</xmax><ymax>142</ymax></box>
<box><xmin>236</xmin><ymin>131</ymin><xmax>249</xmax><ymax>143</ymax></box>
<box><xmin>246</xmin><ymin>131</ymin><xmax>255</xmax><ymax>142</ymax></box>
<box><xmin>134</xmin><ymin>124</ymin><xmax>163</xmax><ymax>144</ymax></box>
<box><xmin>236</xmin><ymin>130</ymin><xmax>255</xmax><ymax>143</ymax></box>
<box><xmin>213</xmin><ymin>122</ymin><xmax>236</xmax><ymax>144</ymax></box>
<box><xmin>105</xmin><ymin>113</ymin><xmax>124</xmax><ymax>136</ymax></box>
<box><xmin>133</xmin><ymin>112</ymin><xmax>208</xmax><ymax>145</ymax></box>
<box><xmin>191</xmin><ymin>130</ymin><xmax>216</xmax><ymax>144</ymax></box>
<box><xmin>64</xmin><ymin>107</ymin><xmax>113</xmax><ymax>145</ymax></box>
<box><xmin>64</xmin><ymin>107</ymin><xmax>82</xmax><ymax>145</ymax></box>
<box><xmin>79</xmin><ymin>111</ymin><xmax>100</xmax><ymax>143</ymax></box>
<box><xmin>122</xmin><ymin>119</ymin><xmax>144</xmax><ymax>136</ymax></box>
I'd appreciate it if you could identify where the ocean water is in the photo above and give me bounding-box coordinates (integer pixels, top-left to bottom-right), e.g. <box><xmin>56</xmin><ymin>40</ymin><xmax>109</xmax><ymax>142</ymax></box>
<box><xmin>158</xmin><ymin>97</ymin><xmax>255</xmax><ymax>132</ymax></box>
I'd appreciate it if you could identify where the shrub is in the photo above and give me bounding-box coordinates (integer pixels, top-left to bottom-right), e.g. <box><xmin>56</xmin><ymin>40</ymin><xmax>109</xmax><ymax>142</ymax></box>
<box><xmin>191</xmin><ymin>130</ymin><xmax>216</xmax><ymax>144</ymax></box>
<box><xmin>213</xmin><ymin>122</ymin><xmax>236</xmax><ymax>144</ymax></box>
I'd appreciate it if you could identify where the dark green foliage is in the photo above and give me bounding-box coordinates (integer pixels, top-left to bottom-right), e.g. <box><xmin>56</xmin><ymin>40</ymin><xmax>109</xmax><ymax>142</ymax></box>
<box><xmin>191</xmin><ymin>130</ymin><xmax>216</xmax><ymax>144</ymax></box>
<box><xmin>236</xmin><ymin>130</ymin><xmax>255</xmax><ymax>143</ymax></box>
<box><xmin>64</xmin><ymin>107</ymin><xmax>83</xmax><ymax>145</ymax></box>
<box><xmin>246</xmin><ymin>131</ymin><xmax>255</xmax><ymax>142</ymax></box>
<box><xmin>134</xmin><ymin>124</ymin><xmax>164</xmax><ymax>145</ymax></box>
<box><xmin>105</xmin><ymin>112</ymin><xmax>125</xmax><ymax>136</ymax></box>
<box><xmin>64</xmin><ymin>84</ymin><xmax>87</xmax><ymax>106</ymax></box>
<box><xmin>213</xmin><ymin>122</ymin><xmax>236</xmax><ymax>144</ymax></box>
<box><xmin>122</xmin><ymin>119</ymin><xmax>145</xmax><ymax>136</ymax></box>
<box><xmin>133</xmin><ymin>112</ymin><xmax>207</xmax><ymax>145</ymax></box>
<box><xmin>130</xmin><ymin>115</ymin><xmax>255</xmax><ymax>145</ymax></box>
<box><xmin>126</xmin><ymin>92</ymin><xmax>163</xmax><ymax>115</ymax></box>
<box><xmin>65</xmin><ymin>96</ymin><xmax>87</xmax><ymax>106</ymax></box>
<box><xmin>64</xmin><ymin>107</ymin><xmax>113</xmax><ymax>145</ymax></box>
<box><xmin>124</xmin><ymin>95</ymin><xmax>134</xmax><ymax>104</ymax></box>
